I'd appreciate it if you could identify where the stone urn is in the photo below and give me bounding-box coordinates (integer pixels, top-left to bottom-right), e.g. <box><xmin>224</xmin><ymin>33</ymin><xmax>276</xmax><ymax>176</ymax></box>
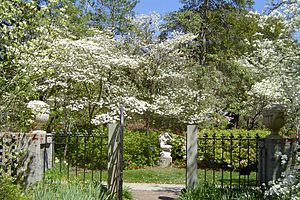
<box><xmin>262</xmin><ymin>104</ymin><xmax>286</xmax><ymax>138</ymax></box>
<box><xmin>27</xmin><ymin>100</ymin><xmax>50</xmax><ymax>130</ymax></box>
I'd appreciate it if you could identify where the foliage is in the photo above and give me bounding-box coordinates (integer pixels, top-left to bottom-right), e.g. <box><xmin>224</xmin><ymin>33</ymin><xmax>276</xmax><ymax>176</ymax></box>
<box><xmin>0</xmin><ymin>172</ymin><xmax>29</xmax><ymax>200</ymax></box>
<box><xmin>178</xmin><ymin>183</ymin><xmax>264</xmax><ymax>200</ymax></box>
<box><xmin>198</xmin><ymin>129</ymin><xmax>270</xmax><ymax>169</ymax></box>
<box><xmin>31</xmin><ymin>179</ymin><xmax>114</xmax><ymax>200</ymax></box>
<box><xmin>123</xmin><ymin>131</ymin><xmax>160</xmax><ymax>169</ymax></box>
<box><xmin>53</xmin><ymin>130</ymin><xmax>160</xmax><ymax>170</ymax></box>
<box><xmin>0</xmin><ymin>133</ymin><xmax>31</xmax><ymax>187</ymax></box>
<box><xmin>30</xmin><ymin>166</ymin><xmax>131</xmax><ymax>200</ymax></box>
<box><xmin>53</xmin><ymin>130</ymin><xmax>108</xmax><ymax>170</ymax></box>
<box><xmin>263</xmin><ymin>142</ymin><xmax>300</xmax><ymax>200</ymax></box>
<box><xmin>169</xmin><ymin>133</ymin><xmax>186</xmax><ymax>166</ymax></box>
<box><xmin>0</xmin><ymin>0</ymin><xmax>299</xmax><ymax>134</ymax></box>
<box><xmin>122</xmin><ymin>187</ymin><xmax>133</xmax><ymax>200</ymax></box>
<box><xmin>92</xmin><ymin>0</ymin><xmax>139</xmax><ymax>34</ymax></box>
<box><xmin>235</xmin><ymin>1</ymin><xmax>300</xmax><ymax>131</ymax></box>
<box><xmin>0</xmin><ymin>0</ymin><xmax>72</xmax><ymax>131</ymax></box>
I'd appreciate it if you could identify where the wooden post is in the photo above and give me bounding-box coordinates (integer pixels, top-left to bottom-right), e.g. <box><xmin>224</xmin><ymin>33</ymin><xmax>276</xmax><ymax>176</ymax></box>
<box><xmin>108</xmin><ymin>105</ymin><xmax>124</xmax><ymax>200</ymax></box>
<box><xmin>108</xmin><ymin>123</ymin><xmax>118</xmax><ymax>197</ymax></box>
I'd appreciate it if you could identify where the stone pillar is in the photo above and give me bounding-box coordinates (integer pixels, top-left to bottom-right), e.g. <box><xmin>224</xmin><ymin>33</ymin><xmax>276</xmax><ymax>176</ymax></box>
<box><xmin>186</xmin><ymin>125</ymin><xmax>198</xmax><ymax>189</ymax></box>
<box><xmin>258</xmin><ymin>104</ymin><xmax>296</xmax><ymax>185</ymax></box>
<box><xmin>25</xmin><ymin>100</ymin><xmax>50</xmax><ymax>186</ymax></box>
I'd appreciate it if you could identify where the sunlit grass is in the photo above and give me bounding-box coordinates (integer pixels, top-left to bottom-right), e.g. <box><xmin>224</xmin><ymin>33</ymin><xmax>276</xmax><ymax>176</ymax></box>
<box><xmin>47</xmin><ymin>165</ymin><xmax>257</xmax><ymax>186</ymax></box>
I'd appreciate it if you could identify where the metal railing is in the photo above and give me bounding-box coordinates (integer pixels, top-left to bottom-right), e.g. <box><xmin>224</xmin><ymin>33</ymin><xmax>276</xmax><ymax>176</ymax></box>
<box><xmin>197</xmin><ymin>133</ymin><xmax>260</xmax><ymax>189</ymax></box>
<box><xmin>42</xmin><ymin>130</ymin><xmax>108</xmax><ymax>183</ymax></box>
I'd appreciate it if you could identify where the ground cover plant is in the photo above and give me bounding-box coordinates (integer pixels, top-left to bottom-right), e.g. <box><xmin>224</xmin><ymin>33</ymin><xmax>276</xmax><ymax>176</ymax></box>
<box><xmin>0</xmin><ymin>172</ymin><xmax>28</xmax><ymax>200</ymax></box>
<box><xmin>178</xmin><ymin>184</ymin><xmax>264</xmax><ymax>200</ymax></box>
<box><xmin>31</xmin><ymin>180</ymin><xmax>114</xmax><ymax>200</ymax></box>
<box><xmin>29</xmin><ymin>166</ymin><xmax>133</xmax><ymax>200</ymax></box>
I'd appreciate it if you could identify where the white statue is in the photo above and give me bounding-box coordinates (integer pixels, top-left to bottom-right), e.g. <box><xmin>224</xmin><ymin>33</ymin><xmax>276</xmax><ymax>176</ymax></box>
<box><xmin>159</xmin><ymin>132</ymin><xmax>173</xmax><ymax>166</ymax></box>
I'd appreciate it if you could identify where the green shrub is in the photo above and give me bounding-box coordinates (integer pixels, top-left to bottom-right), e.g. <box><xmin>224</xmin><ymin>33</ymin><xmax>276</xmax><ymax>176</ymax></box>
<box><xmin>123</xmin><ymin>187</ymin><xmax>133</xmax><ymax>200</ymax></box>
<box><xmin>168</xmin><ymin>129</ymin><xmax>270</xmax><ymax>169</ymax></box>
<box><xmin>178</xmin><ymin>184</ymin><xmax>264</xmax><ymax>200</ymax></box>
<box><xmin>198</xmin><ymin>129</ymin><xmax>270</xmax><ymax>169</ymax></box>
<box><xmin>0</xmin><ymin>172</ymin><xmax>29</xmax><ymax>200</ymax></box>
<box><xmin>53</xmin><ymin>131</ymin><xmax>108</xmax><ymax>170</ymax></box>
<box><xmin>169</xmin><ymin>134</ymin><xmax>186</xmax><ymax>166</ymax></box>
<box><xmin>53</xmin><ymin>130</ymin><xmax>161</xmax><ymax>170</ymax></box>
<box><xmin>123</xmin><ymin>131</ymin><xmax>160</xmax><ymax>169</ymax></box>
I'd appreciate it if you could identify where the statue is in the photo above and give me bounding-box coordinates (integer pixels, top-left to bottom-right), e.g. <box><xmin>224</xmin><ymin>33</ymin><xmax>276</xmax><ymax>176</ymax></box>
<box><xmin>158</xmin><ymin>132</ymin><xmax>173</xmax><ymax>167</ymax></box>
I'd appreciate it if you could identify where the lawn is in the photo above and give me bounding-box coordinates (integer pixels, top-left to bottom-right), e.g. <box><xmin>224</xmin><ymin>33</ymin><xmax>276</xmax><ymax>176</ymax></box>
<box><xmin>48</xmin><ymin>166</ymin><xmax>257</xmax><ymax>186</ymax></box>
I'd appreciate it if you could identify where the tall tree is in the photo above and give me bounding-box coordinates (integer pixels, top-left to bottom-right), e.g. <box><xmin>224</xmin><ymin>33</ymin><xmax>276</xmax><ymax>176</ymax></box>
<box><xmin>164</xmin><ymin>0</ymin><xmax>254</xmax><ymax>65</ymax></box>
<box><xmin>85</xmin><ymin>0</ymin><xmax>139</xmax><ymax>34</ymax></box>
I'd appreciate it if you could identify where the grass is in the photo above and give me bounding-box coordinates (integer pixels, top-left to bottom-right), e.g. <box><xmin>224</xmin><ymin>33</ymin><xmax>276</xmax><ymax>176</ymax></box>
<box><xmin>48</xmin><ymin>165</ymin><xmax>257</xmax><ymax>186</ymax></box>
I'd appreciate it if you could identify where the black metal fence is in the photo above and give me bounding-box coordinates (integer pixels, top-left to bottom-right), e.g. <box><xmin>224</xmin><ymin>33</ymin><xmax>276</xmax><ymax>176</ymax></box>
<box><xmin>197</xmin><ymin>133</ymin><xmax>260</xmax><ymax>189</ymax></box>
<box><xmin>42</xmin><ymin>130</ymin><xmax>108</xmax><ymax>183</ymax></box>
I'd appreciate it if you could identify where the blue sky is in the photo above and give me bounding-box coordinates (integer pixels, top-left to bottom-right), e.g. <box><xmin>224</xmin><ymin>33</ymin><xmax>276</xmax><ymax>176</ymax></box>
<box><xmin>135</xmin><ymin>0</ymin><xmax>267</xmax><ymax>15</ymax></box>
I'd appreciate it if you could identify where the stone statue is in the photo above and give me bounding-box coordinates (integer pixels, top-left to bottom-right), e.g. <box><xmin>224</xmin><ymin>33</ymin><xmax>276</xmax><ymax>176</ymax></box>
<box><xmin>158</xmin><ymin>132</ymin><xmax>173</xmax><ymax>167</ymax></box>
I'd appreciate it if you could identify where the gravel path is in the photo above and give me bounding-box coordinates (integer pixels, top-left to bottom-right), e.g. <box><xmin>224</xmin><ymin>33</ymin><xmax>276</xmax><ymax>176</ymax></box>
<box><xmin>124</xmin><ymin>183</ymin><xmax>185</xmax><ymax>200</ymax></box>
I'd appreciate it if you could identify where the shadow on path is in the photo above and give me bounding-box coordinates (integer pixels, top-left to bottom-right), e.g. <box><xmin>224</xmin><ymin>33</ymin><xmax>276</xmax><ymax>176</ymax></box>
<box><xmin>159</xmin><ymin>196</ymin><xmax>175</xmax><ymax>200</ymax></box>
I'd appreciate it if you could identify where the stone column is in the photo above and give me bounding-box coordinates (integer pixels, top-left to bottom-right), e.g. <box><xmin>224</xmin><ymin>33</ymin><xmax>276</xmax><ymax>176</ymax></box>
<box><xmin>25</xmin><ymin>100</ymin><xmax>50</xmax><ymax>186</ymax></box>
<box><xmin>258</xmin><ymin>104</ymin><xmax>296</xmax><ymax>185</ymax></box>
<box><xmin>186</xmin><ymin>125</ymin><xmax>198</xmax><ymax>189</ymax></box>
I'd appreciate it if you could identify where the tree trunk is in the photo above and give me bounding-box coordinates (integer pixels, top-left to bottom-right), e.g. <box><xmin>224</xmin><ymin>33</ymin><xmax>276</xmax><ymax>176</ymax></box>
<box><xmin>199</xmin><ymin>0</ymin><xmax>209</xmax><ymax>65</ymax></box>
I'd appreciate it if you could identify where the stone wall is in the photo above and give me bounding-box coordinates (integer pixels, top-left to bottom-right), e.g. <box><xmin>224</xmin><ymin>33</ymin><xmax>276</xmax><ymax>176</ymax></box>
<box><xmin>0</xmin><ymin>131</ymin><xmax>52</xmax><ymax>187</ymax></box>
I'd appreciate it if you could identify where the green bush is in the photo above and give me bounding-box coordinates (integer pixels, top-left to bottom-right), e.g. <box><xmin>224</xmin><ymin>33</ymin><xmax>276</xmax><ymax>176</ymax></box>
<box><xmin>53</xmin><ymin>131</ymin><xmax>108</xmax><ymax>170</ymax></box>
<box><xmin>198</xmin><ymin>129</ymin><xmax>270</xmax><ymax>169</ymax></box>
<box><xmin>122</xmin><ymin>187</ymin><xmax>133</xmax><ymax>200</ymax></box>
<box><xmin>169</xmin><ymin>134</ymin><xmax>186</xmax><ymax>166</ymax></box>
<box><xmin>0</xmin><ymin>172</ymin><xmax>28</xmax><ymax>200</ymax></box>
<box><xmin>168</xmin><ymin>129</ymin><xmax>270</xmax><ymax>169</ymax></box>
<box><xmin>53</xmin><ymin>130</ymin><xmax>161</xmax><ymax>170</ymax></box>
<box><xmin>178</xmin><ymin>184</ymin><xmax>264</xmax><ymax>200</ymax></box>
<box><xmin>123</xmin><ymin>131</ymin><xmax>160</xmax><ymax>169</ymax></box>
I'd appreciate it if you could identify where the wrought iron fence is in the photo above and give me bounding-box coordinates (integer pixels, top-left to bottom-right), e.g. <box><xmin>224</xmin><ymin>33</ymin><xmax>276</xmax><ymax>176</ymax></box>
<box><xmin>197</xmin><ymin>133</ymin><xmax>260</xmax><ymax>189</ymax></box>
<box><xmin>42</xmin><ymin>130</ymin><xmax>108</xmax><ymax>183</ymax></box>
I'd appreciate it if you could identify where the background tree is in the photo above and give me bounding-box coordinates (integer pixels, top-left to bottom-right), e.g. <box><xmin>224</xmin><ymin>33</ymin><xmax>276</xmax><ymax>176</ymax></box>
<box><xmin>79</xmin><ymin>0</ymin><xmax>140</xmax><ymax>34</ymax></box>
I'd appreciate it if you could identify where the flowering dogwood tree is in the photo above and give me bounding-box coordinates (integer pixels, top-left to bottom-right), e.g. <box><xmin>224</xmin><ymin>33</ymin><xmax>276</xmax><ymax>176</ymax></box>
<box><xmin>236</xmin><ymin>1</ymin><xmax>300</xmax><ymax>131</ymax></box>
<box><xmin>0</xmin><ymin>0</ymin><xmax>69</xmax><ymax>130</ymax></box>
<box><xmin>21</xmin><ymin>29</ymin><xmax>145</xmax><ymax>129</ymax></box>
